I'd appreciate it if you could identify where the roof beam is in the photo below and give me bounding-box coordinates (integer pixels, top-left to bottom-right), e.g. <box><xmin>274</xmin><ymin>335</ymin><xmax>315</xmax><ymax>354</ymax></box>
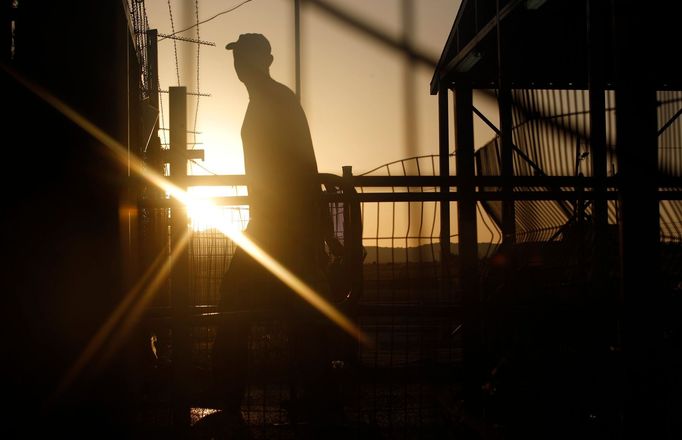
<box><xmin>430</xmin><ymin>0</ymin><xmax>524</xmax><ymax>94</ymax></box>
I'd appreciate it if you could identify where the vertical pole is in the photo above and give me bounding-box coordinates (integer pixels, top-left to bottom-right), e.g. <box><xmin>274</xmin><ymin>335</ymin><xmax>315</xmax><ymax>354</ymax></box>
<box><xmin>146</xmin><ymin>29</ymin><xmax>163</xmax><ymax>174</ymax></box>
<box><xmin>438</xmin><ymin>84</ymin><xmax>451</xmax><ymax>287</ymax></box>
<box><xmin>497</xmin><ymin>0</ymin><xmax>515</xmax><ymax>245</ymax></box>
<box><xmin>402</xmin><ymin>0</ymin><xmax>417</xmax><ymax>157</ymax></box>
<box><xmin>169</xmin><ymin>86</ymin><xmax>190</xmax><ymax>433</ymax></box>
<box><xmin>499</xmin><ymin>87</ymin><xmax>515</xmax><ymax>244</ymax></box>
<box><xmin>294</xmin><ymin>0</ymin><xmax>301</xmax><ymax>100</ymax></box>
<box><xmin>144</xmin><ymin>29</ymin><xmax>168</xmax><ymax>297</ymax></box>
<box><xmin>342</xmin><ymin>165</ymin><xmax>363</xmax><ymax>304</ymax></box>
<box><xmin>587</xmin><ymin>0</ymin><xmax>607</xmax><ymax>229</ymax></box>
<box><xmin>587</xmin><ymin>0</ymin><xmax>610</xmax><ymax>382</ymax></box>
<box><xmin>617</xmin><ymin>85</ymin><xmax>661</xmax><ymax>440</ymax></box>
<box><xmin>613</xmin><ymin>2</ymin><xmax>662</xmax><ymax>437</ymax></box>
<box><xmin>455</xmin><ymin>85</ymin><xmax>481</xmax><ymax>406</ymax></box>
<box><xmin>146</xmin><ymin>30</ymin><xmax>160</xmax><ymax>111</ymax></box>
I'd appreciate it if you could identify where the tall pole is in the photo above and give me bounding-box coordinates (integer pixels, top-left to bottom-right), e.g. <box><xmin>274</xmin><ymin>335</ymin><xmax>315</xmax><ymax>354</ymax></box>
<box><xmin>613</xmin><ymin>3</ymin><xmax>662</xmax><ymax>437</ymax></box>
<box><xmin>455</xmin><ymin>85</ymin><xmax>481</xmax><ymax>407</ymax></box>
<box><xmin>497</xmin><ymin>0</ymin><xmax>515</xmax><ymax>245</ymax></box>
<box><xmin>586</xmin><ymin>0</ymin><xmax>611</xmax><ymax>380</ymax></box>
<box><xmin>587</xmin><ymin>0</ymin><xmax>607</xmax><ymax>229</ymax></box>
<box><xmin>169</xmin><ymin>86</ymin><xmax>191</xmax><ymax>433</ymax></box>
<box><xmin>402</xmin><ymin>0</ymin><xmax>416</xmax><ymax>158</ymax></box>
<box><xmin>438</xmin><ymin>83</ymin><xmax>451</xmax><ymax>290</ymax></box>
<box><xmin>146</xmin><ymin>29</ymin><xmax>163</xmax><ymax>176</ymax></box>
<box><xmin>294</xmin><ymin>0</ymin><xmax>301</xmax><ymax>99</ymax></box>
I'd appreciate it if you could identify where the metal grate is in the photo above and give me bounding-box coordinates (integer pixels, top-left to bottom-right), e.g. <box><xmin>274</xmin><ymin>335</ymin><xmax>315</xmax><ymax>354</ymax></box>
<box><xmin>139</xmin><ymin>160</ymin><xmax>489</xmax><ymax>437</ymax></box>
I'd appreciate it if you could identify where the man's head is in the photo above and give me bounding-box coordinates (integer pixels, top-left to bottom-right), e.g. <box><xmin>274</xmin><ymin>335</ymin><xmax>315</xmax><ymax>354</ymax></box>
<box><xmin>225</xmin><ymin>33</ymin><xmax>273</xmax><ymax>83</ymax></box>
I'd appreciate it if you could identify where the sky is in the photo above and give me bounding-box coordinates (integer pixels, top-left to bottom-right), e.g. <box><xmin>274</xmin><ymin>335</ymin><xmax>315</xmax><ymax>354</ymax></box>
<box><xmin>145</xmin><ymin>0</ymin><xmax>498</xmax><ymax>177</ymax></box>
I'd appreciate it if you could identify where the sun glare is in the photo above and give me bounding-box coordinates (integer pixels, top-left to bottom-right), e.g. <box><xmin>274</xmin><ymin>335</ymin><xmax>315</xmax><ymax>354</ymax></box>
<box><xmin>183</xmin><ymin>189</ymin><xmax>369</xmax><ymax>346</ymax></box>
<box><xmin>6</xmin><ymin>62</ymin><xmax>370</xmax><ymax>405</ymax></box>
<box><xmin>187</xmin><ymin>186</ymin><xmax>249</xmax><ymax>232</ymax></box>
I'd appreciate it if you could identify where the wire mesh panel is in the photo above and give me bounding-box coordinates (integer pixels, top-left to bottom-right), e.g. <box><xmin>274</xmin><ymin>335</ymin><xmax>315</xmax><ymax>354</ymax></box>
<box><xmin>657</xmin><ymin>91</ymin><xmax>682</xmax><ymax>291</ymax></box>
<box><xmin>338</xmin><ymin>155</ymin><xmax>469</xmax><ymax>439</ymax></box>
<box><xmin>658</xmin><ymin>91</ymin><xmax>682</xmax><ymax>244</ymax></box>
<box><xmin>137</xmin><ymin>160</ymin><xmax>495</xmax><ymax>438</ymax></box>
<box><xmin>476</xmin><ymin>88</ymin><xmax>623</xmax><ymax>243</ymax></box>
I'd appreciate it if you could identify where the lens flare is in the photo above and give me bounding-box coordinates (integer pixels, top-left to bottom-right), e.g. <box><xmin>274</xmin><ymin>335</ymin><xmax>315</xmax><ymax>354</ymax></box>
<box><xmin>2</xmin><ymin>64</ymin><xmax>369</xmax><ymax>401</ymax></box>
<box><xmin>190</xmin><ymin>201</ymin><xmax>370</xmax><ymax>346</ymax></box>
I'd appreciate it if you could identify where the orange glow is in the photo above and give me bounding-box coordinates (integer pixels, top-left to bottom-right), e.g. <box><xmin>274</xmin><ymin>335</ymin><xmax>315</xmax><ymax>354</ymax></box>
<box><xmin>1</xmin><ymin>65</ymin><xmax>370</xmax><ymax>400</ymax></box>
<box><xmin>183</xmin><ymin>199</ymin><xmax>371</xmax><ymax>346</ymax></box>
<box><xmin>186</xmin><ymin>186</ymin><xmax>249</xmax><ymax>231</ymax></box>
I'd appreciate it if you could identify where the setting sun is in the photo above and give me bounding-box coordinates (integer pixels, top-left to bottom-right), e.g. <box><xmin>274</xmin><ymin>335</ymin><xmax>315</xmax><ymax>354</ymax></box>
<box><xmin>186</xmin><ymin>185</ymin><xmax>249</xmax><ymax>231</ymax></box>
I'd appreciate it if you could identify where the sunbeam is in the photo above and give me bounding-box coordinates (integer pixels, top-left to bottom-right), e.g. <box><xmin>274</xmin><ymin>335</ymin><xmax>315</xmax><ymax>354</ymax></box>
<box><xmin>53</xmin><ymin>229</ymin><xmax>193</xmax><ymax>401</ymax></box>
<box><xmin>2</xmin><ymin>64</ymin><xmax>369</xmax><ymax>402</ymax></box>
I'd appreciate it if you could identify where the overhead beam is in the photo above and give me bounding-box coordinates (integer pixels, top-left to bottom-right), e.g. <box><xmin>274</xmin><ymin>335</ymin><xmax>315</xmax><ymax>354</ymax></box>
<box><xmin>431</xmin><ymin>0</ymin><xmax>524</xmax><ymax>93</ymax></box>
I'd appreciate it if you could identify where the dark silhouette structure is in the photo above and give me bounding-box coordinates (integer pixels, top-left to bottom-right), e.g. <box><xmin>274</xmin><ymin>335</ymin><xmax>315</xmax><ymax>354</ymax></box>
<box><xmin>431</xmin><ymin>1</ymin><xmax>682</xmax><ymax>438</ymax></box>
<box><xmin>1</xmin><ymin>0</ymin><xmax>148</xmax><ymax>436</ymax></box>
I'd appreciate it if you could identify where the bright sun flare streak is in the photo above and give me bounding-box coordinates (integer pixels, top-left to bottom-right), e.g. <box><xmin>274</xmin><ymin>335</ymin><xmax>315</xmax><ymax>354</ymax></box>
<box><xmin>55</xmin><ymin>229</ymin><xmax>193</xmax><ymax>400</ymax></box>
<box><xmin>188</xmin><ymin>199</ymin><xmax>370</xmax><ymax>346</ymax></box>
<box><xmin>187</xmin><ymin>186</ymin><xmax>249</xmax><ymax>231</ymax></box>
<box><xmin>2</xmin><ymin>64</ymin><xmax>370</xmax><ymax>397</ymax></box>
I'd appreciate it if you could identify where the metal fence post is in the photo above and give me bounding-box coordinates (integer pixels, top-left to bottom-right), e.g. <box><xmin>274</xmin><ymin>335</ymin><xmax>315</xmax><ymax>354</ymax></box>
<box><xmin>342</xmin><ymin>166</ymin><xmax>364</xmax><ymax>305</ymax></box>
<box><xmin>438</xmin><ymin>83</ymin><xmax>452</xmax><ymax>296</ymax></box>
<box><xmin>454</xmin><ymin>85</ymin><xmax>481</xmax><ymax>407</ymax></box>
<box><xmin>169</xmin><ymin>86</ymin><xmax>191</xmax><ymax>433</ymax></box>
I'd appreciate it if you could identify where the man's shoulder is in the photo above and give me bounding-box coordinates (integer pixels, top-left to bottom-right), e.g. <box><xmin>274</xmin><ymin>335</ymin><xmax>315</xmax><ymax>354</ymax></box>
<box><xmin>266</xmin><ymin>79</ymin><xmax>298</xmax><ymax>103</ymax></box>
<box><xmin>250</xmin><ymin>79</ymin><xmax>307</xmax><ymax>125</ymax></box>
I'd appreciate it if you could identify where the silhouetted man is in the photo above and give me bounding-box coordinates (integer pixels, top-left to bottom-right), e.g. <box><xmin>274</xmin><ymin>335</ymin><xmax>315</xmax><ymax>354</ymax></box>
<box><xmin>212</xmin><ymin>33</ymin><xmax>334</xmax><ymax>427</ymax></box>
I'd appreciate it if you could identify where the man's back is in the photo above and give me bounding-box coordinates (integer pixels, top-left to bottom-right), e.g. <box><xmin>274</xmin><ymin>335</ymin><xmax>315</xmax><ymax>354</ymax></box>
<box><xmin>240</xmin><ymin>78</ymin><xmax>324</xmax><ymax>276</ymax></box>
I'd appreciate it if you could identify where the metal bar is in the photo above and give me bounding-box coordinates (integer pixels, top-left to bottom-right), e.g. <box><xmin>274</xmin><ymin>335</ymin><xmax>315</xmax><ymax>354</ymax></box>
<box><xmin>511</xmin><ymin>142</ymin><xmax>545</xmax><ymax>176</ymax></box>
<box><xmin>473</xmin><ymin>105</ymin><xmax>500</xmax><ymax>135</ymax></box>
<box><xmin>139</xmin><ymin>196</ymin><xmax>250</xmax><ymax>208</ymax></box>
<box><xmin>161</xmin><ymin>149</ymin><xmax>205</xmax><ymax>164</ymax></box>
<box><xmin>508</xmin><ymin>93</ymin><xmax>577</xmax><ymax>219</ymax></box>
<box><xmin>353</xmin><ymin>175</ymin><xmax>625</xmax><ymax>187</ymax></box>
<box><xmin>352</xmin><ymin>191</ymin><xmax>624</xmax><ymax>203</ymax></box>
<box><xmin>159</xmin><ymin>128</ymin><xmax>202</xmax><ymax>134</ymax></box>
<box><xmin>148</xmin><ymin>305</ymin><xmax>467</xmax><ymax>325</ymax></box>
<box><xmin>438</xmin><ymin>85</ymin><xmax>451</xmax><ymax>267</ymax></box>
<box><xmin>437</xmin><ymin>0</ymin><xmax>523</xmax><ymax>88</ymax></box>
<box><xmin>614</xmin><ymin>3</ymin><xmax>662</xmax><ymax>431</ymax></box>
<box><xmin>657</xmin><ymin>106</ymin><xmax>682</xmax><ymax>136</ymax></box>
<box><xmin>144</xmin><ymin>29</ymin><xmax>163</xmax><ymax>174</ymax></box>
<box><xmin>588</xmin><ymin>0</ymin><xmax>609</xmax><ymax>310</ymax></box>
<box><xmin>155</xmin><ymin>301</ymin><xmax>626</xmax><ymax>325</ymax></box>
<box><xmin>499</xmin><ymin>86</ymin><xmax>516</xmax><ymax>244</ymax></box>
<box><xmin>141</xmin><ymin>176</ymin><xmax>682</xmax><ymax>207</ymax></box>
<box><xmin>454</xmin><ymin>85</ymin><xmax>481</xmax><ymax>405</ymax></box>
<box><xmin>343</xmin><ymin>166</ymin><xmax>364</xmax><ymax>306</ymax></box>
<box><xmin>158</xmin><ymin>89</ymin><xmax>211</xmax><ymax>97</ymax></box>
<box><xmin>181</xmin><ymin>173</ymin><xmax>681</xmax><ymax>190</ymax></box>
<box><xmin>184</xmin><ymin>174</ymin><xmax>249</xmax><ymax>186</ymax></box>
<box><xmin>169</xmin><ymin>86</ymin><xmax>191</xmax><ymax>431</ymax></box>
<box><xmin>157</xmin><ymin>33</ymin><xmax>215</xmax><ymax>46</ymax></box>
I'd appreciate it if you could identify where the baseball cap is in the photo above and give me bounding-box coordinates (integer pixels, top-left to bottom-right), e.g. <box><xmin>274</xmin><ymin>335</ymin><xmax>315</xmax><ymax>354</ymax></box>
<box><xmin>225</xmin><ymin>33</ymin><xmax>271</xmax><ymax>58</ymax></box>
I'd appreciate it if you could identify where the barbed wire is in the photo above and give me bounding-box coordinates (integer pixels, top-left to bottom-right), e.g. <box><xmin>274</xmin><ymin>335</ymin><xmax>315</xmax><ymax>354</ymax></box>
<box><xmin>159</xmin><ymin>0</ymin><xmax>255</xmax><ymax>41</ymax></box>
<box><xmin>167</xmin><ymin>0</ymin><xmax>181</xmax><ymax>86</ymax></box>
<box><xmin>193</xmin><ymin>0</ymin><xmax>201</xmax><ymax>149</ymax></box>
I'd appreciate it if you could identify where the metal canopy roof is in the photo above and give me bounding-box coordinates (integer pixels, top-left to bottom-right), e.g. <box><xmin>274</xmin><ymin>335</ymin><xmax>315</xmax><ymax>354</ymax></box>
<box><xmin>431</xmin><ymin>0</ymin><xmax>682</xmax><ymax>94</ymax></box>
